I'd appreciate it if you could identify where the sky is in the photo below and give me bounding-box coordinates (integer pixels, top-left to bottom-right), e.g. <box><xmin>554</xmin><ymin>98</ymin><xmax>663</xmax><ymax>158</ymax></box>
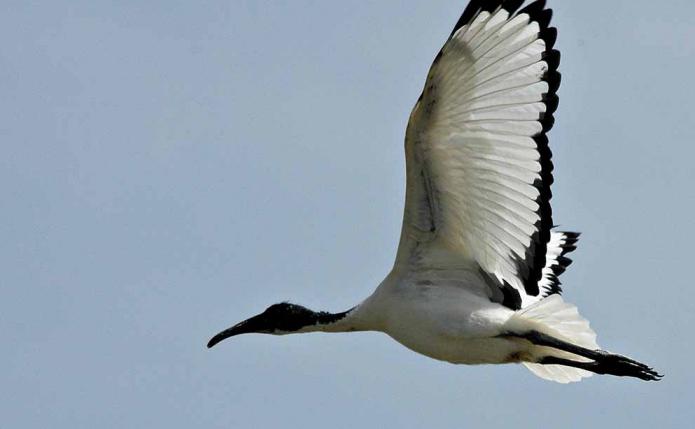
<box><xmin>2</xmin><ymin>0</ymin><xmax>695</xmax><ymax>427</ymax></box>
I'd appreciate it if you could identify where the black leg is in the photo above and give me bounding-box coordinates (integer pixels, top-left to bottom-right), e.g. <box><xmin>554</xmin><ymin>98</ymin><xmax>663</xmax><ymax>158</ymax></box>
<box><xmin>504</xmin><ymin>330</ymin><xmax>663</xmax><ymax>381</ymax></box>
<box><xmin>539</xmin><ymin>356</ymin><xmax>662</xmax><ymax>381</ymax></box>
<box><xmin>508</xmin><ymin>331</ymin><xmax>644</xmax><ymax>365</ymax></box>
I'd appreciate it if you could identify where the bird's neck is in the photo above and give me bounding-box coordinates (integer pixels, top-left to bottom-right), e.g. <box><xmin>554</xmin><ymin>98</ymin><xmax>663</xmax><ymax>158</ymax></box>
<box><xmin>297</xmin><ymin>307</ymin><xmax>363</xmax><ymax>333</ymax></box>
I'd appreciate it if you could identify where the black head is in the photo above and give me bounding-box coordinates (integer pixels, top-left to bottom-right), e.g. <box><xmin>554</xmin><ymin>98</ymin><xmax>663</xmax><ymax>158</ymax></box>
<box><xmin>207</xmin><ymin>303</ymin><xmax>319</xmax><ymax>348</ymax></box>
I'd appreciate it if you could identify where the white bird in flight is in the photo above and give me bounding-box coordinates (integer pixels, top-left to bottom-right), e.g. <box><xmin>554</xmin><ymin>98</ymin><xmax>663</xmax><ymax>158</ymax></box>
<box><xmin>209</xmin><ymin>0</ymin><xmax>661</xmax><ymax>383</ymax></box>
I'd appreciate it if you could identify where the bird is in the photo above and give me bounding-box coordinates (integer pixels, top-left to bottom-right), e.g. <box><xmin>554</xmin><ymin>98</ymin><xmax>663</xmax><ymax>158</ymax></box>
<box><xmin>208</xmin><ymin>0</ymin><xmax>662</xmax><ymax>383</ymax></box>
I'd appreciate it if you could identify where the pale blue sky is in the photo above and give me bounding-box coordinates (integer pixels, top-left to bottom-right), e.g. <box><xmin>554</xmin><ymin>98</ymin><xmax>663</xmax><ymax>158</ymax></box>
<box><xmin>2</xmin><ymin>1</ymin><xmax>694</xmax><ymax>427</ymax></box>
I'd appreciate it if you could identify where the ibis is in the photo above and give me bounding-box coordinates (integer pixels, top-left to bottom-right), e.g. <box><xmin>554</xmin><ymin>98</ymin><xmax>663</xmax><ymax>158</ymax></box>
<box><xmin>208</xmin><ymin>0</ymin><xmax>661</xmax><ymax>383</ymax></box>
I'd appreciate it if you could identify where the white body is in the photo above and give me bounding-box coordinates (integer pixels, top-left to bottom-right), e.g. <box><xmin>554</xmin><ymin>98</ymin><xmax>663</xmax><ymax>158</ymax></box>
<box><xmin>355</xmin><ymin>262</ymin><xmax>520</xmax><ymax>365</ymax></box>
<box><xmin>328</xmin><ymin>258</ymin><xmax>596</xmax><ymax>384</ymax></box>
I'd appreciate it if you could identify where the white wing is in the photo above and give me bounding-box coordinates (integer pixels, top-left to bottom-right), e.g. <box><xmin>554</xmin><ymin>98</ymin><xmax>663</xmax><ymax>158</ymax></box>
<box><xmin>396</xmin><ymin>0</ymin><xmax>561</xmax><ymax>308</ymax></box>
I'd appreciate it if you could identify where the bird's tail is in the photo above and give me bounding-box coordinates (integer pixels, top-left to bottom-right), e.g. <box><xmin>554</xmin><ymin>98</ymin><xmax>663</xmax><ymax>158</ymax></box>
<box><xmin>506</xmin><ymin>295</ymin><xmax>598</xmax><ymax>383</ymax></box>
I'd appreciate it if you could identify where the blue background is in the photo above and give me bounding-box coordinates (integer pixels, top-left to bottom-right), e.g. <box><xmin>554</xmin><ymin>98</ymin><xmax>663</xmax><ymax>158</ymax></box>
<box><xmin>2</xmin><ymin>1</ymin><xmax>694</xmax><ymax>427</ymax></box>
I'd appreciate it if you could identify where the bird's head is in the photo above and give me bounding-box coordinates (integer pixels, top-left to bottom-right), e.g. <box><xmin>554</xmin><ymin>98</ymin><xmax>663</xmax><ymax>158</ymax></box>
<box><xmin>207</xmin><ymin>302</ymin><xmax>320</xmax><ymax>348</ymax></box>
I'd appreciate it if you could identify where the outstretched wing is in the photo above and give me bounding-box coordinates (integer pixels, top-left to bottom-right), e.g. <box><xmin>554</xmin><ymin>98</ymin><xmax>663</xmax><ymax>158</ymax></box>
<box><xmin>396</xmin><ymin>0</ymin><xmax>561</xmax><ymax>308</ymax></box>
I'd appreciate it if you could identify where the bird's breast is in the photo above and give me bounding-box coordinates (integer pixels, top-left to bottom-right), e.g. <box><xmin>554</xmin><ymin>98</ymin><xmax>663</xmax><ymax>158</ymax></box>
<box><xmin>373</xmin><ymin>282</ymin><xmax>519</xmax><ymax>364</ymax></box>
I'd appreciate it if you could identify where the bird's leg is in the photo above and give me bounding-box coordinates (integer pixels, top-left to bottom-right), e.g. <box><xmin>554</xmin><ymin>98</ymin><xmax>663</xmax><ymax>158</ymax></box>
<box><xmin>510</xmin><ymin>330</ymin><xmax>597</xmax><ymax>358</ymax></box>
<box><xmin>503</xmin><ymin>330</ymin><xmax>662</xmax><ymax>381</ymax></box>
<box><xmin>507</xmin><ymin>330</ymin><xmax>626</xmax><ymax>362</ymax></box>
<box><xmin>537</xmin><ymin>356</ymin><xmax>662</xmax><ymax>381</ymax></box>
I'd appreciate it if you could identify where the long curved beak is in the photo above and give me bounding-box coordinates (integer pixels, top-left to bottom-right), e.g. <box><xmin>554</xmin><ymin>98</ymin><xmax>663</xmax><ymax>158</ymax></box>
<box><xmin>207</xmin><ymin>314</ymin><xmax>266</xmax><ymax>348</ymax></box>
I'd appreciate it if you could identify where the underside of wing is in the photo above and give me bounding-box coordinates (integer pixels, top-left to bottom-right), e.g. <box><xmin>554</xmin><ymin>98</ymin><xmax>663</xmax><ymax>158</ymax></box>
<box><xmin>398</xmin><ymin>0</ymin><xmax>563</xmax><ymax>308</ymax></box>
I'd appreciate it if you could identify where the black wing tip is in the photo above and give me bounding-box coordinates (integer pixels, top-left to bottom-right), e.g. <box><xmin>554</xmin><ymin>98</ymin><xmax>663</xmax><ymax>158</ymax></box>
<box><xmin>562</xmin><ymin>243</ymin><xmax>578</xmax><ymax>253</ymax></box>
<box><xmin>539</xmin><ymin>113</ymin><xmax>556</xmax><ymax>132</ymax></box>
<box><xmin>518</xmin><ymin>0</ymin><xmax>547</xmax><ymax>18</ymax></box>
<box><xmin>523</xmin><ymin>114</ymin><xmax>557</xmax><ymax>295</ymax></box>
<box><xmin>534</xmin><ymin>135</ymin><xmax>555</xmax><ymax>177</ymax></box>
<box><xmin>563</xmin><ymin>231</ymin><xmax>581</xmax><ymax>247</ymax></box>
<box><xmin>518</xmin><ymin>2</ymin><xmax>553</xmax><ymax>30</ymax></box>
<box><xmin>543</xmin><ymin>49</ymin><xmax>562</xmax><ymax>71</ymax></box>
<box><xmin>452</xmin><ymin>0</ymin><xmax>556</xmax><ymax>37</ymax></box>
<box><xmin>540</xmin><ymin>27</ymin><xmax>558</xmax><ymax>49</ymax></box>
<box><xmin>542</xmin><ymin>48</ymin><xmax>561</xmax><ymax>109</ymax></box>
<box><xmin>450</xmin><ymin>0</ymin><xmax>487</xmax><ymax>37</ymax></box>
<box><xmin>502</xmin><ymin>0</ymin><xmax>525</xmax><ymax>15</ymax></box>
<box><xmin>451</xmin><ymin>0</ymin><xmax>555</xmax><ymax>38</ymax></box>
<box><xmin>542</xmin><ymin>52</ymin><xmax>562</xmax><ymax>107</ymax></box>
<box><xmin>545</xmin><ymin>71</ymin><xmax>562</xmax><ymax>94</ymax></box>
<box><xmin>450</xmin><ymin>0</ymin><xmax>507</xmax><ymax>37</ymax></box>
<box><xmin>557</xmin><ymin>255</ymin><xmax>573</xmax><ymax>268</ymax></box>
<box><xmin>480</xmin><ymin>1</ymin><xmax>501</xmax><ymax>14</ymax></box>
<box><xmin>543</xmin><ymin>93</ymin><xmax>559</xmax><ymax>115</ymax></box>
<box><xmin>523</xmin><ymin>178</ymin><xmax>554</xmax><ymax>297</ymax></box>
<box><xmin>531</xmin><ymin>38</ymin><xmax>562</xmax><ymax>289</ymax></box>
<box><xmin>540</xmin><ymin>231</ymin><xmax>581</xmax><ymax>297</ymax></box>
